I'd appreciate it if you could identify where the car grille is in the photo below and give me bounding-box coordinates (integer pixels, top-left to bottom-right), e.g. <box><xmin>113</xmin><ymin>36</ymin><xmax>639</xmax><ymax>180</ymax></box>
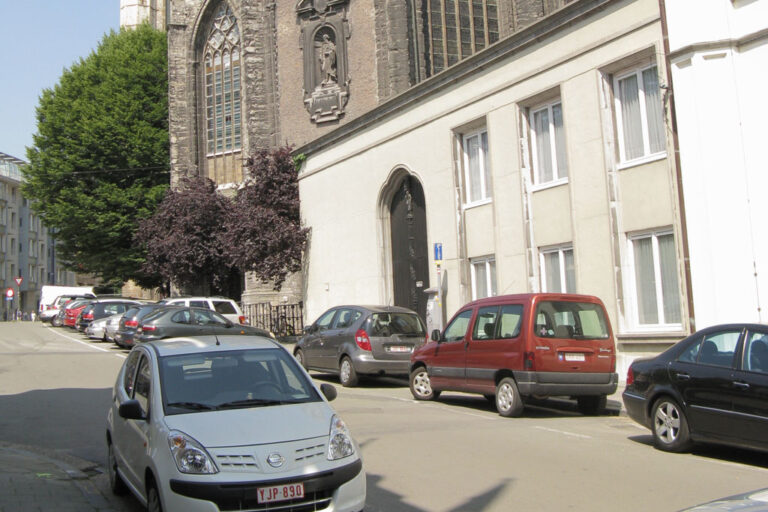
<box><xmin>215</xmin><ymin>454</ymin><xmax>259</xmax><ymax>472</ymax></box>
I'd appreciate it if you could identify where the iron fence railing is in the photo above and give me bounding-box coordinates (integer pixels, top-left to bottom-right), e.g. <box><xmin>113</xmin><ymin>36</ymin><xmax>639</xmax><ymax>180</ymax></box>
<box><xmin>242</xmin><ymin>302</ymin><xmax>304</xmax><ymax>338</ymax></box>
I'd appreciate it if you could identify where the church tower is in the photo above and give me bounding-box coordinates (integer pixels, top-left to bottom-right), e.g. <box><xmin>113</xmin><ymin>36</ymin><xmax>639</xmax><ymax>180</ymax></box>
<box><xmin>120</xmin><ymin>0</ymin><xmax>168</xmax><ymax>30</ymax></box>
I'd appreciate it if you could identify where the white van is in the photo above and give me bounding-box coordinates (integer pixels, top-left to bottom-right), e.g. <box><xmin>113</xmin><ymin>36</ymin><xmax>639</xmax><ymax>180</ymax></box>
<box><xmin>39</xmin><ymin>285</ymin><xmax>96</xmax><ymax>322</ymax></box>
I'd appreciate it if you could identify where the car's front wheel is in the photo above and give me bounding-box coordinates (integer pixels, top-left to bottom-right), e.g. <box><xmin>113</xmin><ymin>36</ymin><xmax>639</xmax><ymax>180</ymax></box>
<box><xmin>410</xmin><ymin>367</ymin><xmax>440</xmax><ymax>401</ymax></box>
<box><xmin>339</xmin><ymin>356</ymin><xmax>359</xmax><ymax>387</ymax></box>
<box><xmin>495</xmin><ymin>377</ymin><xmax>524</xmax><ymax>417</ymax></box>
<box><xmin>147</xmin><ymin>477</ymin><xmax>163</xmax><ymax>512</ymax></box>
<box><xmin>294</xmin><ymin>349</ymin><xmax>306</xmax><ymax>369</ymax></box>
<box><xmin>651</xmin><ymin>397</ymin><xmax>691</xmax><ymax>452</ymax></box>
<box><xmin>107</xmin><ymin>441</ymin><xmax>127</xmax><ymax>495</ymax></box>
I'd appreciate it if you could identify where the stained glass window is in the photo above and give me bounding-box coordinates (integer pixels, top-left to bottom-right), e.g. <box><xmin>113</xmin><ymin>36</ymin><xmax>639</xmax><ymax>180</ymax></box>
<box><xmin>204</xmin><ymin>5</ymin><xmax>241</xmax><ymax>156</ymax></box>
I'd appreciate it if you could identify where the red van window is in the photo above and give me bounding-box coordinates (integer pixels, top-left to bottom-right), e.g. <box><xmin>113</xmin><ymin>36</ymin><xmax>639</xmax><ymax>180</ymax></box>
<box><xmin>444</xmin><ymin>310</ymin><xmax>473</xmax><ymax>341</ymax></box>
<box><xmin>534</xmin><ymin>301</ymin><xmax>609</xmax><ymax>339</ymax></box>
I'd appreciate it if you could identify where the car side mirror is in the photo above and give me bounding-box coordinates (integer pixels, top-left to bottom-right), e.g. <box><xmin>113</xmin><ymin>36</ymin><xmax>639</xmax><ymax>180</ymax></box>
<box><xmin>118</xmin><ymin>399</ymin><xmax>146</xmax><ymax>421</ymax></box>
<box><xmin>320</xmin><ymin>383</ymin><xmax>337</xmax><ymax>402</ymax></box>
<box><xmin>431</xmin><ymin>329</ymin><xmax>442</xmax><ymax>342</ymax></box>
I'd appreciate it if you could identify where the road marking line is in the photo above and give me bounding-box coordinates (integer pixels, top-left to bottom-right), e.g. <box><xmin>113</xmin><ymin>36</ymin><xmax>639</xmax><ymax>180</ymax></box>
<box><xmin>46</xmin><ymin>326</ymin><xmax>126</xmax><ymax>358</ymax></box>
<box><xmin>534</xmin><ymin>426</ymin><xmax>592</xmax><ymax>439</ymax></box>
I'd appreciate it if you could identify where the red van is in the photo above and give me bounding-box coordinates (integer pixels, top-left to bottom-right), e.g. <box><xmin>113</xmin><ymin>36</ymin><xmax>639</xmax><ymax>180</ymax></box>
<box><xmin>409</xmin><ymin>293</ymin><xmax>618</xmax><ymax>417</ymax></box>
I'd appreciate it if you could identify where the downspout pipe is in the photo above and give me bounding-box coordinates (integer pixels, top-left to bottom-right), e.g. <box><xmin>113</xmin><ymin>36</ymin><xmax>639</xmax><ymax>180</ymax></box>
<box><xmin>658</xmin><ymin>0</ymin><xmax>696</xmax><ymax>333</ymax></box>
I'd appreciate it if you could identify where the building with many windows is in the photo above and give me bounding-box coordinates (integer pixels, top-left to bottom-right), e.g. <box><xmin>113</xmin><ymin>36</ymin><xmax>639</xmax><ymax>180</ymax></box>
<box><xmin>295</xmin><ymin>0</ymin><xmax>688</xmax><ymax>373</ymax></box>
<box><xmin>0</xmin><ymin>152</ymin><xmax>76</xmax><ymax>318</ymax></box>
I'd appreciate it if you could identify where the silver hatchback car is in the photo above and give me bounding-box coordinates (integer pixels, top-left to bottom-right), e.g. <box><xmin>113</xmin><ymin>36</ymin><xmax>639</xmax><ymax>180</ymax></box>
<box><xmin>106</xmin><ymin>335</ymin><xmax>365</xmax><ymax>512</ymax></box>
<box><xmin>294</xmin><ymin>305</ymin><xmax>427</xmax><ymax>387</ymax></box>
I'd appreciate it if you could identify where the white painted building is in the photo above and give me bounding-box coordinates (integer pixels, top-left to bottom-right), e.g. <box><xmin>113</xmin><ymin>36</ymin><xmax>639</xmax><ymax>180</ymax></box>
<box><xmin>297</xmin><ymin>0</ymin><xmax>690</xmax><ymax>375</ymax></box>
<box><xmin>664</xmin><ymin>0</ymin><xmax>768</xmax><ymax>329</ymax></box>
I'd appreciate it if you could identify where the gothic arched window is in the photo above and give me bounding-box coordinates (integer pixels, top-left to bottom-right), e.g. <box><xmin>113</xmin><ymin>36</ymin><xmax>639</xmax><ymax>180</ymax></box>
<box><xmin>204</xmin><ymin>5</ymin><xmax>241</xmax><ymax>156</ymax></box>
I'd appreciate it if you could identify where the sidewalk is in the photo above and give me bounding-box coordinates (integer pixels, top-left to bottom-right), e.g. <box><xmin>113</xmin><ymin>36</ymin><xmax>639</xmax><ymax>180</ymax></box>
<box><xmin>0</xmin><ymin>442</ymin><xmax>131</xmax><ymax>512</ymax></box>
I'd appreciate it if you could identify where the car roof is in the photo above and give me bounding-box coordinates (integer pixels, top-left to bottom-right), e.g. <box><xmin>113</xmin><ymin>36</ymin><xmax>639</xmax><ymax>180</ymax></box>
<box><xmin>143</xmin><ymin>335</ymin><xmax>282</xmax><ymax>357</ymax></box>
<box><xmin>330</xmin><ymin>305</ymin><xmax>420</xmax><ymax>314</ymax></box>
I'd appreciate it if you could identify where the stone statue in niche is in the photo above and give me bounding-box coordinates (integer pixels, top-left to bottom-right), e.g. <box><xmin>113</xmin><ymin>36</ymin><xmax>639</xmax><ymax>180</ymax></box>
<box><xmin>297</xmin><ymin>0</ymin><xmax>350</xmax><ymax>123</ymax></box>
<box><xmin>319</xmin><ymin>33</ymin><xmax>337</xmax><ymax>85</ymax></box>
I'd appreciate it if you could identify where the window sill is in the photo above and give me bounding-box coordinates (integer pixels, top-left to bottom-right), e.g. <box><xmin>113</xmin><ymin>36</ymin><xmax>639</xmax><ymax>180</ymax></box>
<box><xmin>531</xmin><ymin>177</ymin><xmax>568</xmax><ymax>193</ymax></box>
<box><xmin>617</xmin><ymin>152</ymin><xmax>666</xmax><ymax>171</ymax></box>
<box><xmin>617</xmin><ymin>329</ymin><xmax>687</xmax><ymax>344</ymax></box>
<box><xmin>462</xmin><ymin>198</ymin><xmax>492</xmax><ymax>211</ymax></box>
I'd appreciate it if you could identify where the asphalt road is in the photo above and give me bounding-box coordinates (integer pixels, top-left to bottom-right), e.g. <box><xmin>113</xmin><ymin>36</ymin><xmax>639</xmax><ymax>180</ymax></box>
<box><xmin>1</xmin><ymin>321</ymin><xmax>767</xmax><ymax>511</ymax></box>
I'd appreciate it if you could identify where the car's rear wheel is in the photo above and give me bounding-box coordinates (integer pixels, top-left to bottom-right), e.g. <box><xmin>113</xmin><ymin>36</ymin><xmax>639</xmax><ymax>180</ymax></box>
<box><xmin>577</xmin><ymin>395</ymin><xmax>607</xmax><ymax>416</ymax></box>
<box><xmin>651</xmin><ymin>397</ymin><xmax>691</xmax><ymax>452</ymax></box>
<box><xmin>107</xmin><ymin>441</ymin><xmax>127</xmax><ymax>495</ymax></box>
<box><xmin>339</xmin><ymin>356</ymin><xmax>359</xmax><ymax>387</ymax></box>
<box><xmin>410</xmin><ymin>367</ymin><xmax>440</xmax><ymax>401</ymax></box>
<box><xmin>495</xmin><ymin>377</ymin><xmax>524</xmax><ymax>417</ymax></box>
<box><xmin>52</xmin><ymin>316</ymin><xmax>61</xmax><ymax>327</ymax></box>
<box><xmin>294</xmin><ymin>349</ymin><xmax>306</xmax><ymax>369</ymax></box>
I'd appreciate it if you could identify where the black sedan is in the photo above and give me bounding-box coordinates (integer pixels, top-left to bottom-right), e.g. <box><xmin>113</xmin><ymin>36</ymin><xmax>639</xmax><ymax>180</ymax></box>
<box><xmin>623</xmin><ymin>323</ymin><xmax>768</xmax><ymax>453</ymax></box>
<box><xmin>135</xmin><ymin>306</ymin><xmax>273</xmax><ymax>342</ymax></box>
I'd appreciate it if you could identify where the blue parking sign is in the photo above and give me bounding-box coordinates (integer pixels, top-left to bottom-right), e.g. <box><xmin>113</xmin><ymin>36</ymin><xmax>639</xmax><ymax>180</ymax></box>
<box><xmin>434</xmin><ymin>243</ymin><xmax>443</xmax><ymax>262</ymax></box>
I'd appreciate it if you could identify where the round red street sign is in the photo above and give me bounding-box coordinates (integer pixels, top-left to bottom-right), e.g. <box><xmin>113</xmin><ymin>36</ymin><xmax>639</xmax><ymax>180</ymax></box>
<box><xmin>5</xmin><ymin>288</ymin><xmax>13</xmax><ymax>299</ymax></box>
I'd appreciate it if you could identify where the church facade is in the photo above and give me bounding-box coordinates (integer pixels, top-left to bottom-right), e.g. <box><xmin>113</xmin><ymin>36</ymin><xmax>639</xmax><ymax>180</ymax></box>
<box><xmin>159</xmin><ymin>0</ymin><xmax>574</xmax><ymax>307</ymax></box>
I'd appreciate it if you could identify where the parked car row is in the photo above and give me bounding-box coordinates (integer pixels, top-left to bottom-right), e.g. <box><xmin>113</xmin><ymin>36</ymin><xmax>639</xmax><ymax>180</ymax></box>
<box><xmin>47</xmin><ymin>295</ymin><xmax>273</xmax><ymax>346</ymax></box>
<box><xmin>98</xmin><ymin>291</ymin><xmax>768</xmax><ymax>512</ymax></box>
<box><xmin>297</xmin><ymin>293</ymin><xmax>768</xmax><ymax>457</ymax></box>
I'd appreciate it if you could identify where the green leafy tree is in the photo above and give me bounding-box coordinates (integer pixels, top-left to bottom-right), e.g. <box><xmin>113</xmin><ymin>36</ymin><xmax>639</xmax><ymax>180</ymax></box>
<box><xmin>22</xmin><ymin>24</ymin><xmax>169</xmax><ymax>287</ymax></box>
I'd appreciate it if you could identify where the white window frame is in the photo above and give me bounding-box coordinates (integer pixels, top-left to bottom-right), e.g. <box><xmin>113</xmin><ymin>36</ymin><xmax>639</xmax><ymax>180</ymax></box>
<box><xmin>530</xmin><ymin>100</ymin><xmax>568</xmax><ymax>187</ymax></box>
<box><xmin>539</xmin><ymin>245</ymin><xmax>575</xmax><ymax>293</ymax></box>
<box><xmin>625</xmin><ymin>229</ymin><xmax>682</xmax><ymax>332</ymax></box>
<box><xmin>470</xmin><ymin>256</ymin><xmax>497</xmax><ymax>300</ymax></box>
<box><xmin>461</xmin><ymin>128</ymin><xmax>492</xmax><ymax>207</ymax></box>
<box><xmin>614</xmin><ymin>64</ymin><xmax>666</xmax><ymax>166</ymax></box>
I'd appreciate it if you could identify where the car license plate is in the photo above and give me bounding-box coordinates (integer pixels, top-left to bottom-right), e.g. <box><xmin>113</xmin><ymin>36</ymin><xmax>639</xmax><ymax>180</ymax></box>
<box><xmin>257</xmin><ymin>483</ymin><xmax>304</xmax><ymax>504</ymax></box>
<box><xmin>388</xmin><ymin>345</ymin><xmax>411</xmax><ymax>353</ymax></box>
<box><xmin>564</xmin><ymin>353</ymin><xmax>585</xmax><ymax>362</ymax></box>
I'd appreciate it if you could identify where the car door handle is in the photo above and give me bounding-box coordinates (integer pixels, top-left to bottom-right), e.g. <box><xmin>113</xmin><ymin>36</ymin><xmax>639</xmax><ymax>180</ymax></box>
<box><xmin>733</xmin><ymin>381</ymin><xmax>750</xmax><ymax>390</ymax></box>
<box><xmin>675</xmin><ymin>373</ymin><xmax>691</xmax><ymax>381</ymax></box>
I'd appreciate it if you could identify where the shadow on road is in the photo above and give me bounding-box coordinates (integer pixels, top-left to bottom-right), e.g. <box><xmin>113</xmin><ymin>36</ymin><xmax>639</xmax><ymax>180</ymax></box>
<box><xmin>364</xmin><ymin>472</ymin><xmax>513</xmax><ymax>512</ymax></box>
<box><xmin>0</xmin><ymin>387</ymin><xmax>113</xmax><ymax>466</ymax></box>
<box><xmin>627</xmin><ymin>434</ymin><xmax>768</xmax><ymax>469</ymax></box>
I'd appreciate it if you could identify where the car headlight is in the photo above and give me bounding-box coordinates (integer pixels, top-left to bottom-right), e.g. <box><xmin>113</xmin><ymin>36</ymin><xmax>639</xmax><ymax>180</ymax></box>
<box><xmin>327</xmin><ymin>415</ymin><xmax>355</xmax><ymax>460</ymax></box>
<box><xmin>168</xmin><ymin>431</ymin><xmax>218</xmax><ymax>474</ymax></box>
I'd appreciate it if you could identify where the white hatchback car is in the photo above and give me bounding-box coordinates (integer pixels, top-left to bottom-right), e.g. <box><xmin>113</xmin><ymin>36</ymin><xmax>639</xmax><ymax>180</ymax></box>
<box><xmin>106</xmin><ymin>335</ymin><xmax>366</xmax><ymax>512</ymax></box>
<box><xmin>158</xmin><ymin>297</ymin><xmax>246</xmax><ymax>325</ymax></box>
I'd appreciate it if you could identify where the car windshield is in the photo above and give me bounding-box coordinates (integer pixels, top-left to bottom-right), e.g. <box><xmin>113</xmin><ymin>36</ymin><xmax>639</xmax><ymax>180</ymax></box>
<box><xmin>160</xmin><ymin>348</ymin><xmax>320</xmax><ymax>415</ymax></box>
<box><xmin>534</xmin><ymin>301</ymin><xmax>610</xmax><ymax>339</ymax></box>
<box><xmin>369</xmin><ymin>312</ymin><xmax>426</xmax><ymax>337</ymax></box>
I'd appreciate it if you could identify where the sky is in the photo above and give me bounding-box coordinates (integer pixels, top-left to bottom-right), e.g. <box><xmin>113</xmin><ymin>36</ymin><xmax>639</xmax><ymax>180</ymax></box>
<box><xmin>0</xmin><ymin>1</ymin><xmax>120</xmax><ymax>161</ymax></box>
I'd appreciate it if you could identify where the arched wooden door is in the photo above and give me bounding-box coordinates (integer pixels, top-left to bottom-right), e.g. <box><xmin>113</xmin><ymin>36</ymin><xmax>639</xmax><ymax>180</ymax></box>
<box><xmin>390</xmin><ymin>175</ymin><xmax>429</xmax><ymax>320</ymax></box>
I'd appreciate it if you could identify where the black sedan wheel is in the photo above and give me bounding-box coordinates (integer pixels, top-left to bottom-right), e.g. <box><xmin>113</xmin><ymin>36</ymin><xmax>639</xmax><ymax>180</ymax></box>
<box><xmin>651</xmin><ymin>397</ymin><xmax>691</xmax><ymax>452</ymax></box>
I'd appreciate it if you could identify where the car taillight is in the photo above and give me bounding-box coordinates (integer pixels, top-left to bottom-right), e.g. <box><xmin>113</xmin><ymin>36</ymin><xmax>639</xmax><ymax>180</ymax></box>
<box><xmin>626</xmin><ymin>366</ymin><xmax>634</xmax><ymax>387</ymax></box>
<box><xmin>141</xmin><ymin>325</ymin><xmax>156</xmax><ymax>332</ymax></box>
<box><xmin>125</xmin><ymin>319</ymin><xmax>138</xmax><ymax>328</ymax></box>
<box><xmin>238</xmin><ymin>315</ymin><xmax>246</xmax><ymax>325</ymax></box>
<box><xmin>524</xmin><ymin>351</ymin><xmax>535</xmax><ymax>370</ymax></box>
<box><xmin>83</xmin><ymin>312</ymin><xmax>93</xmax><ymax>320</ymax></box>
<box><xmin>355</xmin><ymin>329</ymin><xmax>372</xmax><ymax>351</ymax></box>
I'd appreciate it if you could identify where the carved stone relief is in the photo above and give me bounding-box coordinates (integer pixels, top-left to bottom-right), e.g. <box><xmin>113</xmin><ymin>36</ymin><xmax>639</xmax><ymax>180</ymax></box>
<box><xmin>296</xmin><ymin>0</ymin><xmax>351</xmax><ymax>123</ymax></box>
